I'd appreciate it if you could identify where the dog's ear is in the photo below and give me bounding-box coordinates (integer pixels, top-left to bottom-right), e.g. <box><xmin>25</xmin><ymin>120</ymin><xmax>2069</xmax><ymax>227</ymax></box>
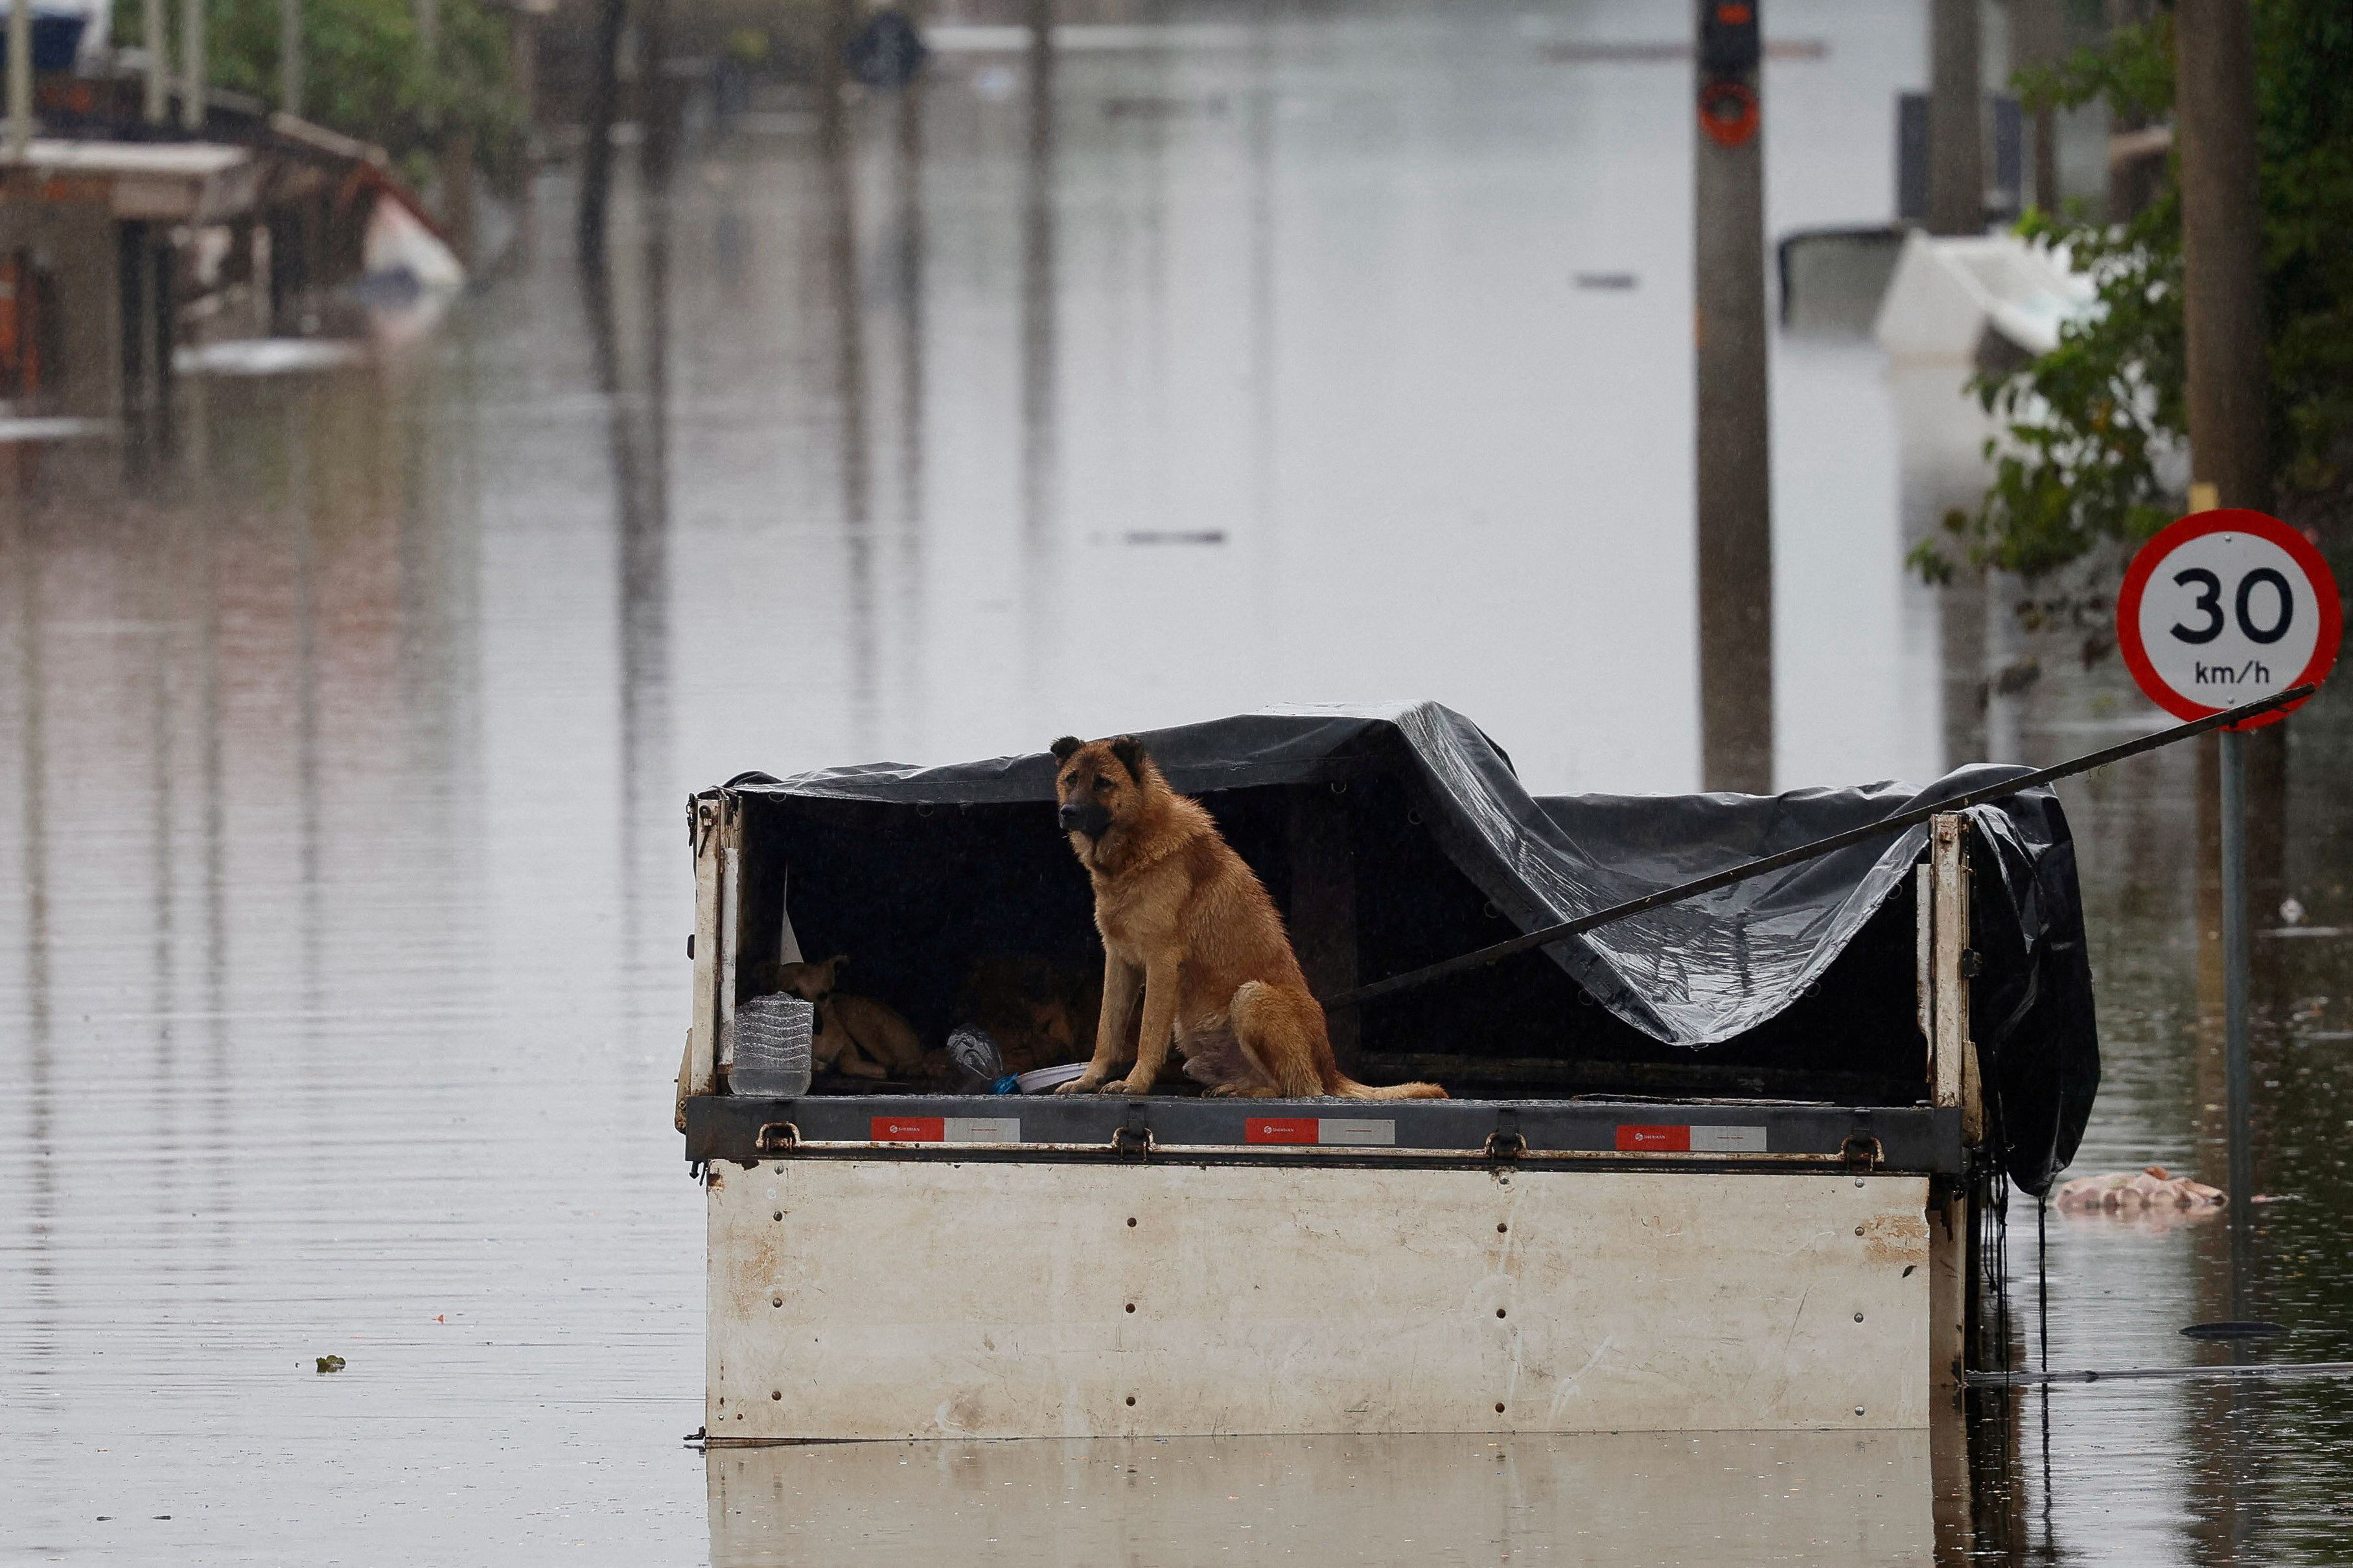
<box><xmin>1109</xmin><ymin>735</ymin><xmax>1148</xmax><ymax>779</ymax></box>
<box><xmin>1050</xmin><ymin>735</ymin><xmax>1084</xmax><ymax>764</ymax></box>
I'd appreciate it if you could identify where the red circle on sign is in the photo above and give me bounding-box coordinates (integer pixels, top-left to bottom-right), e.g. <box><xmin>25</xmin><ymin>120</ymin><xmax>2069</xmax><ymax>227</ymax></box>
<box><xmin>1698</xmin><ymin>81</ymin><xmax>1759</xmax><ymax>148</ymax></box>
<box><xmin>2116</xmin><ymin>508</ymin><xmax>2341</xmax><ymax>729</ymax></box>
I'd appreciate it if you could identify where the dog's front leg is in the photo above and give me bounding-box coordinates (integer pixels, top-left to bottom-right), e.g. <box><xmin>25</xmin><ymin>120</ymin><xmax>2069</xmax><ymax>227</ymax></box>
<box><xmin>1105</xmin><ymin>956</ymin><xmax>1178</xmax><ymax>1095</ymax></box>
<box><xmin>1058</xmin><ymin>952</ymin><xmax>1142</xmax><ymax>1094</ymax></box>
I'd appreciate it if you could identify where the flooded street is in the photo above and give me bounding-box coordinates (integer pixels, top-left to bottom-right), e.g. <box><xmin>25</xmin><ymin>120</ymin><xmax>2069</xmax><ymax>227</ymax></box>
<box><xmin>6</xmin><ymin>1</ymin><xmax>2353</xmax><ymax>1562</ymax></box>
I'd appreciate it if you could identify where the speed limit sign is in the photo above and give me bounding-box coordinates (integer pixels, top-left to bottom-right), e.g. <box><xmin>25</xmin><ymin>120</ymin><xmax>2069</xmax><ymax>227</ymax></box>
<box><xmin>2118</xmin><ymin>509</ymin><xmax>2341</xmax><ymax>729</ymax></box>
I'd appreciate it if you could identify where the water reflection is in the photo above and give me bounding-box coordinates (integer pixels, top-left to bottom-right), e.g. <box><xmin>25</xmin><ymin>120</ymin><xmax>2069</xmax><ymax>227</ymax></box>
<box><xmin>708</xmin><ymin>1430</ymin><xmax>1934</xmax><ymax>1566</ymax></box>
<box><xmin>3</xmin><ymin>1</ymin><xmax>2353</xmax><ymax>1562</ymax></box>
<box><xmin>1019</xmin><ymin>0</ymin><xmax>1060</xmax><ymax>706</ymax></box>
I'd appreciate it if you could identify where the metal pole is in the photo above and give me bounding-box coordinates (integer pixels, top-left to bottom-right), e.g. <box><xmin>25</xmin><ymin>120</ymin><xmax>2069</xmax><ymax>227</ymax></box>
<box><xmin>181</xmin><ymin>0</ymin><xmax>207</xmax><ymax>131</ymax></box>
<box><xmin>1693</xmin><ymin>0</ymin><xmax>1772</xmax><ymax>794</ymax></box>
<box><xmin>7</xmin><ymin>0</ymin><xmax>32</xmax><ymax>159</ymax></box>
<box><xmin>280</xmin><ymin>0</ymin><xmax>303</xmax><ymax>117</ymax></box>
<box><xmin>144</xmin><ymin>0</ymin><xmax>168</xmax><ymax>124</ymax></box>
<box><xmin>2220</xmin><ymin>724</ymin><xmax>2254</xmax><ymax>1313</ymax></box>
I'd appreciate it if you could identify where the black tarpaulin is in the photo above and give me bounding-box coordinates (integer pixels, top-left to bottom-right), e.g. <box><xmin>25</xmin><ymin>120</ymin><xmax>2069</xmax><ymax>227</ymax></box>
<box><xmin>727</xmin><ymin>701</ymin><xmax>2099</xmax><ymax>1193</ymax></box>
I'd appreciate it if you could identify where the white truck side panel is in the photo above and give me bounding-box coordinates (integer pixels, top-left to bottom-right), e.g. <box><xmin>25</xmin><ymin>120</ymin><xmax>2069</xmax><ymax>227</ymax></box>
<box><xmin>707</xmin><ymin>1159</ymin><xmax>1930</xmax><ymax>1440</ymax></box>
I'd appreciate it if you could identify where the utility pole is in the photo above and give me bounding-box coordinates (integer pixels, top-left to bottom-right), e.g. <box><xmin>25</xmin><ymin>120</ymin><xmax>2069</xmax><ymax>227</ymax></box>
<box><xmin>577</xmin><ymin>0</ymin><xmax>627</xmax><ymax>270</ymax></box>
<box><xmin>415</xmin><ymin>0</ymin><xmax>439</xmax><ymax>137</ymax></box>
<box><xmin>1927</xmin><ymin>0</ymin><xmax>1981</xmax><ymax>234</ymax></box>
<box><xmin>1693</xmin><ymin>0</ymin><xmax>1772</xmax><ymax>793</ymax></box>
<box><xmin>7</xmin><ymin>0</ymin><xmax>31</xmax><ymax>159</ymax></box>
<box><xmin>143</xmin><ymin>0</ymin><xmax>168</xmax><ymax>124</ymax></box>
<box><xmin>2010</xmin><ymin>0</ymin><xmax>2061</xmax><ymax>211</ymax></box>
<box><xmin>181</xmin><ymin>0</ymin><xmax>207</xmax><ymax>132</ymax></box>
<box><xmin>2177</xmin><ymin>2</ymin><xmax>2269</xmax><ymax>519</ymax></box>
<box><xmin>281</xmin><ymin>0</ymin><xmax>304</xmax><ymax>117</ymax></box>
<box><xmin>2176</xmin><ymin>0</ymin><xmax>2272</xmax><ymax>1308</ymax></box>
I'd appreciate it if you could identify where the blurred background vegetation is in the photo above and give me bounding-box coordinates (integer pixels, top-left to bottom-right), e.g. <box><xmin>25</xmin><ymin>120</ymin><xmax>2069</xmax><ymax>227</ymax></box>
<box><xmin>1919</xmin><ymin>0</ymin><xmax>2353</xmax><ymax>616</ymax></box>
<box><xmin>111</xmin><ymin>0</ymin><xmax>524</xmax><ymax>187</ymax></box>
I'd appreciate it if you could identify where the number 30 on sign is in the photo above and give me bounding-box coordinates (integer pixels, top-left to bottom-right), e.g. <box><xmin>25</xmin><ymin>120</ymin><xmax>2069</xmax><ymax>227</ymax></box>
<box><xmin>2117</xmin><ymin>509</ymin><xmax>2342</xmax><ymax>730</ymax></box>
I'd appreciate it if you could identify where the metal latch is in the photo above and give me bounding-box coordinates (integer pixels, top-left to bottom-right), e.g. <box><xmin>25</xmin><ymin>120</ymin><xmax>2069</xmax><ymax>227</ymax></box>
<box><xmin>1109</xmin><ymin>1107</ymin><xmax>1154</xmax><ymax>1159</ymax></box>
<box><xmin>1841</xmin><ymin>1133</ymin><xmax>1884</xmax><ymax>1172</ymax></box>
<box><xmin>755</xmin><ymin>1121</ymin><xmax>802</xmax><ymax>1155</ymax></box>
<box><xmin>1485</xmin><ymin>1108</ymin><xmax>1526</xmax><ymax>1161</ymax></box>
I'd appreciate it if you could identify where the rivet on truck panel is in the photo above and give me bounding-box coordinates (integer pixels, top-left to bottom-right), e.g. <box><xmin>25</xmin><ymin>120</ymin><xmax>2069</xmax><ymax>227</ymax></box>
<box><xmin>1854</xmin><ymin>1312</ymin><xmax>1865</xmax><ymax>1322</ymax></box>
<box><xmin>771</xmin><ymin>1391</ymin><xmax>782</xmax><ymax>1401</ymax></box>
<box><xmin>773</xmin><ymin>1210</ymin><xmax>783</xmax><ymax>1221</ymax></box>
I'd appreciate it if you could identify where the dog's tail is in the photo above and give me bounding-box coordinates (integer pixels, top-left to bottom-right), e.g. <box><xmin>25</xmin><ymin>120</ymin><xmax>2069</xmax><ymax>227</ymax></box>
<box><xmin>1328</xmin><ymin>1075</ymin><xmax>1449</xmax><ymax>1101</ymax></box>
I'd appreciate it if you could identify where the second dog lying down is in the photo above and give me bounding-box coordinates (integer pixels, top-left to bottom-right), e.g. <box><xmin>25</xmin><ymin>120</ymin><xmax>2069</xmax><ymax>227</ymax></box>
<box><xmin>1049</xmin><ymin>733</ymin><xmax>1444</xmax><ymax>1101</ymax></box>
<box><xmin>772</xmin><ymin>955</ymin><xmax>926</xmax><ymax>1079</ymax></box>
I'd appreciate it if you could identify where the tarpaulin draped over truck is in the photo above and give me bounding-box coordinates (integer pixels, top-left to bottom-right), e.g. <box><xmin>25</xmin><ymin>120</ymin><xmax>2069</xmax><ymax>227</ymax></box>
<box><xmin>726</xmin><ymin>702</ymin><xmax>2098</xmax><ymax>1193</ymax></box>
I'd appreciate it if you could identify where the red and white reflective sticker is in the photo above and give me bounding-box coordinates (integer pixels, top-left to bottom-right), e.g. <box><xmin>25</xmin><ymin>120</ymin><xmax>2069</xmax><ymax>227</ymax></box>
<box><xmin>867</xmin><ymin>1116</ymin><xmax>1023</xmax><ymax>1144</ymax></box>
<box><xmin>1244</xmin><ymin>1117</ymin><xmax>1397</xmax><ymax>1146</ymax></box>
<box><xmin>944</xmin><ymin>1117</ymin><xmax>1020</xmax><ymax>1142</ymax></box>
<box><xmin>1616</xmin><ymin>1124</ymin><xmax>1768</xmax><ymax>1153</ymax></box>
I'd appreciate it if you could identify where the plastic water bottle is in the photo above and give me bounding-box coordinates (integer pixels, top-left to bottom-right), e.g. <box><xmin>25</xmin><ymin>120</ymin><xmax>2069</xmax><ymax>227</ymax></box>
<box><xmin>946</xmin><ymin>1027</ymin><xmax>1019</xmax><ymax>1094</ymax></box>
<box><xmin>731</xmin><ymin>995</ymin><xmax>816</xmax><ymax>1098</ymax></box>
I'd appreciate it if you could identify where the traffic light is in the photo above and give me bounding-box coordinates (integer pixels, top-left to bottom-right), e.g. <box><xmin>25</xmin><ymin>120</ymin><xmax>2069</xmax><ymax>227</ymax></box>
<box><xmin>1700</xmin><ymin>1</ymin><xmax>1760</xmax><ymax>76</ymax></box>
<box><xmin>1697</xmin><ymin>0</ymin><xmax>1760</xmax><ymax>149</ymax></box>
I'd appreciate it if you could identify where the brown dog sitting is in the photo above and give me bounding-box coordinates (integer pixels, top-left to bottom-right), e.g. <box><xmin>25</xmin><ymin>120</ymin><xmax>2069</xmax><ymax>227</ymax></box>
<box><xmin>1049</xmin><ymin>734</ymin><xmax>1444</xmax><ymax>1101</ymax></box>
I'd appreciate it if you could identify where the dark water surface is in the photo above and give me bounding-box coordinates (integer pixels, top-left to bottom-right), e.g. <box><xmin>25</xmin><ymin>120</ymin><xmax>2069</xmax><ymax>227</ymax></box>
<box><xmin>7</xmin><ymin>3</ymin><xmax>2353</xmax><ymax>1562</ymax></box>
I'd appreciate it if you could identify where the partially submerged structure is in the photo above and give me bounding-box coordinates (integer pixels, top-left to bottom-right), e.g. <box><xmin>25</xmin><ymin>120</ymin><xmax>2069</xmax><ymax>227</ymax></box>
<box><xmin>681</xmin><ymin>704</ymin><xmax>2098</xmax><ymax>1442</ymax></box>
<box><xmin>0</xmin><ymin>87</ymin><xmax>456</xmax><ymax>422</ymax></box>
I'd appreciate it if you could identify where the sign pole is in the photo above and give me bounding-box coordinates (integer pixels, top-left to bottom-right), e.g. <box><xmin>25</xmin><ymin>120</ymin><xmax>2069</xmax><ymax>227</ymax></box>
<box><xmin>2113</xmin><ymin>505</ymin><xmax>2340</xmax><ymax>1333</ymax></box>
<box><xmin>2218</xmin><ymin>724</ymin><xmax>2254</xmax><ymax>1314</ymax></box>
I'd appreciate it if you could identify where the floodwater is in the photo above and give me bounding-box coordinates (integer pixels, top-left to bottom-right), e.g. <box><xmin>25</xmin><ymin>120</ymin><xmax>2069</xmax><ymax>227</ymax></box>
<box><xmin>5</xmin><ymin>1</ymin><xmax>2352</xmax><ymax>1562</ymax></box>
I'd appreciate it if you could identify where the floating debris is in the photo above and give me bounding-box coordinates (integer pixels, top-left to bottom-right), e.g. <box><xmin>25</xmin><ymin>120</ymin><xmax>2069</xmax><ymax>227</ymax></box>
<box><xmin>316</xmin><ymin>1354</ymin><xmax>347</xmax><ymax>1374</ymax></box>
<box><xmin>178</xmin><ymin>339</ymin><xmax>369</xmax><ymax>377</ymax></box>
<box><xmin>2054</xmin><ymin>1166</ymin><xmax>2225</xmax><ymax>1214</ymax></box>
<box><xmin>1122</xmin><ymin>530</ymin><xmax>1226</xmax><ymax>546</ymax></box>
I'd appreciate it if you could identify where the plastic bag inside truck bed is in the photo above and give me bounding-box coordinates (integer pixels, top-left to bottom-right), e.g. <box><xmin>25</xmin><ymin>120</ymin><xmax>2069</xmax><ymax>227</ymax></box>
<box><xmin>724</xmin><ymin>702</ymin><xmax>2097</xmax><ymax>1194</ymax></box>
